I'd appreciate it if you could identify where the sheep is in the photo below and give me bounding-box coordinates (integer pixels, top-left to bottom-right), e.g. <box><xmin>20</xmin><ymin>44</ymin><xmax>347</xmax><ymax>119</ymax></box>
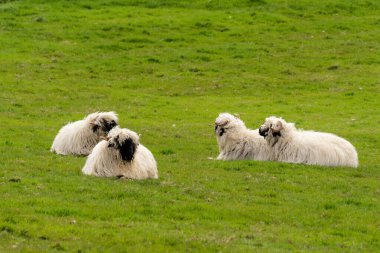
<box><xmin>259</xmin><ymin>116</ymin><xmax>359</xmax><ymax>167</ymax></box>
<box><xmin>82</xmin><ymin>127</ymin><xmax>158</xmax><ymax>179</ymax></box>
<box><xmin>215</xmin><ymin>113</ymin><xmax>271</xmax><ymax>161</ymax></box>
<box><xmin>51</xmin><ymin>112</ymin><xmax>118</xmax><ymax>156</ymax></box>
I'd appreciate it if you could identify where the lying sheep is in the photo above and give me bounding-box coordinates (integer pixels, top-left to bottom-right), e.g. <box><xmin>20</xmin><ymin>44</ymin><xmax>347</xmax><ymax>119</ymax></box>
<box><xmin>82</xmin><ymin>127</ymin><xmax>158</xmax><ymax>179</ymax></box>
<box><xmin>259</xmin><ymin>116</ymin><xmax>358</xmax><ymax>167</ymax></box>
<box><xmin>51</xmin><ymin>112</ymin><xmax>118</xmax><ymax>156</ymax></box>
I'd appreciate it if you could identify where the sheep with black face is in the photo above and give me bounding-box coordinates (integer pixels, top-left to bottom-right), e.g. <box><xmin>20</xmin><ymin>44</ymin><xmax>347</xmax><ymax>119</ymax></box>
<box><xmin>82</xmin><ymin>127</ymin><xmax>158</xmax><ymax>179</ymax></box>
<box><xmin>51</xmin><ymin>112</ymin><xmax>118</xmax><ymax>156</ymax></box>
<box><xmin>259</xmin><ymin>116</ymin><xmax>359</xmax><ymax>167</ymax></box>
<box><xmin>215</xmin><ymin>113</ymin><xmax>271</xmax><ymax>161</ymax></box>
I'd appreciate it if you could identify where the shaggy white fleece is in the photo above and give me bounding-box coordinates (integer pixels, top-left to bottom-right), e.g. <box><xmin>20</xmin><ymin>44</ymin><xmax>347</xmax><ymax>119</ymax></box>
<box><xmin>259</xmin><ymin>116</ymin><xmax>358</xmax><ymax>167</ymax></box>
<box><xmin>82</xmin><ymin>127</ymin><xmax>158</xmax><ymax>179</ymax></box>
<box><xmin>51</xmin><ymin>112</ymin><xmax>118</xmax><ymax>156</ymax></box>
<box><xmin>215</xmin><ymin>113</ymin><xmax>271</xmax><ymax>161</ymax></box>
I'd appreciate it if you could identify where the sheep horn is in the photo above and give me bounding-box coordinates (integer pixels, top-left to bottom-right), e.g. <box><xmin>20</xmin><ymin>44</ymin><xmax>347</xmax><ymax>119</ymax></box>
<box><xmin>100</xmin><ymin>136</ymin><xmax>110</xmax><ymax>141</ymax></box>
<box><xmin>215</xmin><ymin>120</ymin><xmax>229</xmax><ymax>127</ymax></box>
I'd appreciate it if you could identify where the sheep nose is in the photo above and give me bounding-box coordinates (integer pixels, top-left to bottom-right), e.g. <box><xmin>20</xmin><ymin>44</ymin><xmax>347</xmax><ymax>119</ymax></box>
<box><xmin>259</xmin><ymin>127</ymin><xmax>268</xmax><ymax>137</ymax></box>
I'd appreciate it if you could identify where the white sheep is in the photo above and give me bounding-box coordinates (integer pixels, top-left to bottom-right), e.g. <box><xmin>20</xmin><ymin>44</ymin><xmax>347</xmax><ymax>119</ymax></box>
<box><xmin>51</xmin><ymin>112</ymin><xmax>118</xmax><ymax>156</ymax></box>
<box><xmin>82</xmin><ymin>127</ymin><xmax>158</xmax><ymax>179</ymax></box>
<box><xmin>259</xmin><ymin>116</ymin><xmax>358</xmax><ymax>167</ymax></box>
<box><xmin>215</xmin><ymin>113</ymin><xmax>271</xmax><ymax>161</ymax></box>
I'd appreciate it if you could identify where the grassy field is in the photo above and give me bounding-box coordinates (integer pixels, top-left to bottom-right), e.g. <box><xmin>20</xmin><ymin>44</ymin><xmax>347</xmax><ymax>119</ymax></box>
<box><xmin>1</xmin><ymin>0</ymin><xmax>379</xmax><ymax>252</ymax></box>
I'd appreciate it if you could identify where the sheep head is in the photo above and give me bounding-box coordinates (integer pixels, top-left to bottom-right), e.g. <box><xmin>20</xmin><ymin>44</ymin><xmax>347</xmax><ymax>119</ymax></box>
<box><xmin>88</xmin><ymin>111</ymin><xmax>119</xmax><ymax>136</ymax></box>
<box><xmin>214</xmin><ymin>113</ymin><xmax>245</xmax><ymax>137</ymax></box>
<box><xmin>259</xmin><ymin>116</ymin><xmax>285</xmax><ymax>138</ymax></box>
<box><xmin>107</xmin><ymin>127</ymin><xmax>139</xmax><ymax>162</ymax></box>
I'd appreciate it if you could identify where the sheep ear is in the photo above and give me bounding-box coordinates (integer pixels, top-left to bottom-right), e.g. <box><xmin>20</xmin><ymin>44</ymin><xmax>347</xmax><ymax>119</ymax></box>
<box><xmin>119</xmin><ymin>138</ymin><xmax>137</xmax><ymax>162</ymax></box>
<box><xmin>90</xmin><ymin>122</ymin><xmax>99</xmax><ymax>132</ymax></box>
<box><xmin>271</xmin><ymin>121</ymin><xmax>283</xmax><ymax>132</ymax></box>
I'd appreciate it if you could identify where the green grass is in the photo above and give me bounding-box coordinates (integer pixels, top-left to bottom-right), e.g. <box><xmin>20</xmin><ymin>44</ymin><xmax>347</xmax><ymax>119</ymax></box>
<box><xmin>1</xmin><ymin>0</ymin><xmax>379</xmax><ymax>252</ymax></box>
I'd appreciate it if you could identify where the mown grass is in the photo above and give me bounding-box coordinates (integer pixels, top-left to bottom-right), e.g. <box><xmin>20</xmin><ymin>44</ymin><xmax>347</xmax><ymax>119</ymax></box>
<box><xmin>0</xmin><ymin>0</ymin><xmax>379</xmax><ymax>252</ymax></box>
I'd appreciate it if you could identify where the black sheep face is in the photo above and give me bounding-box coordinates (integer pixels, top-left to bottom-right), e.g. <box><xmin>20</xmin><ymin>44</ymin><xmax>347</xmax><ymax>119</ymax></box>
<box><xmin>214</xmin><ymin>113</ymin><xmax>245</xmax><ymax>137</ymax></box>
<box><xmin>259</xmin><ymin>116</ymin><xmax>284</xmax><ymax>139</ymax></box>
<box><xmin>101</xmin><ymin>118</ymin><xmax>118</xmax><ymax>133</ymax></box>
<box><xmin>107</xmin><ymin>128</ymin><xmax>140</xmax><ymax>162</ymax></box>
<box><xmin>90</xmin><ymin>112</ymin><xmax>119</xmax><ymax>135</ymax></box>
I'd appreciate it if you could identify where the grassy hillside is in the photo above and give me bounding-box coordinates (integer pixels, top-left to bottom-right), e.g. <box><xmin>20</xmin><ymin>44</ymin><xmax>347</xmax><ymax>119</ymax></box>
<box><xmin>0</xmin><ymin>0</ymin><xmax>379</xmax><ymax>252</ymax></box>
